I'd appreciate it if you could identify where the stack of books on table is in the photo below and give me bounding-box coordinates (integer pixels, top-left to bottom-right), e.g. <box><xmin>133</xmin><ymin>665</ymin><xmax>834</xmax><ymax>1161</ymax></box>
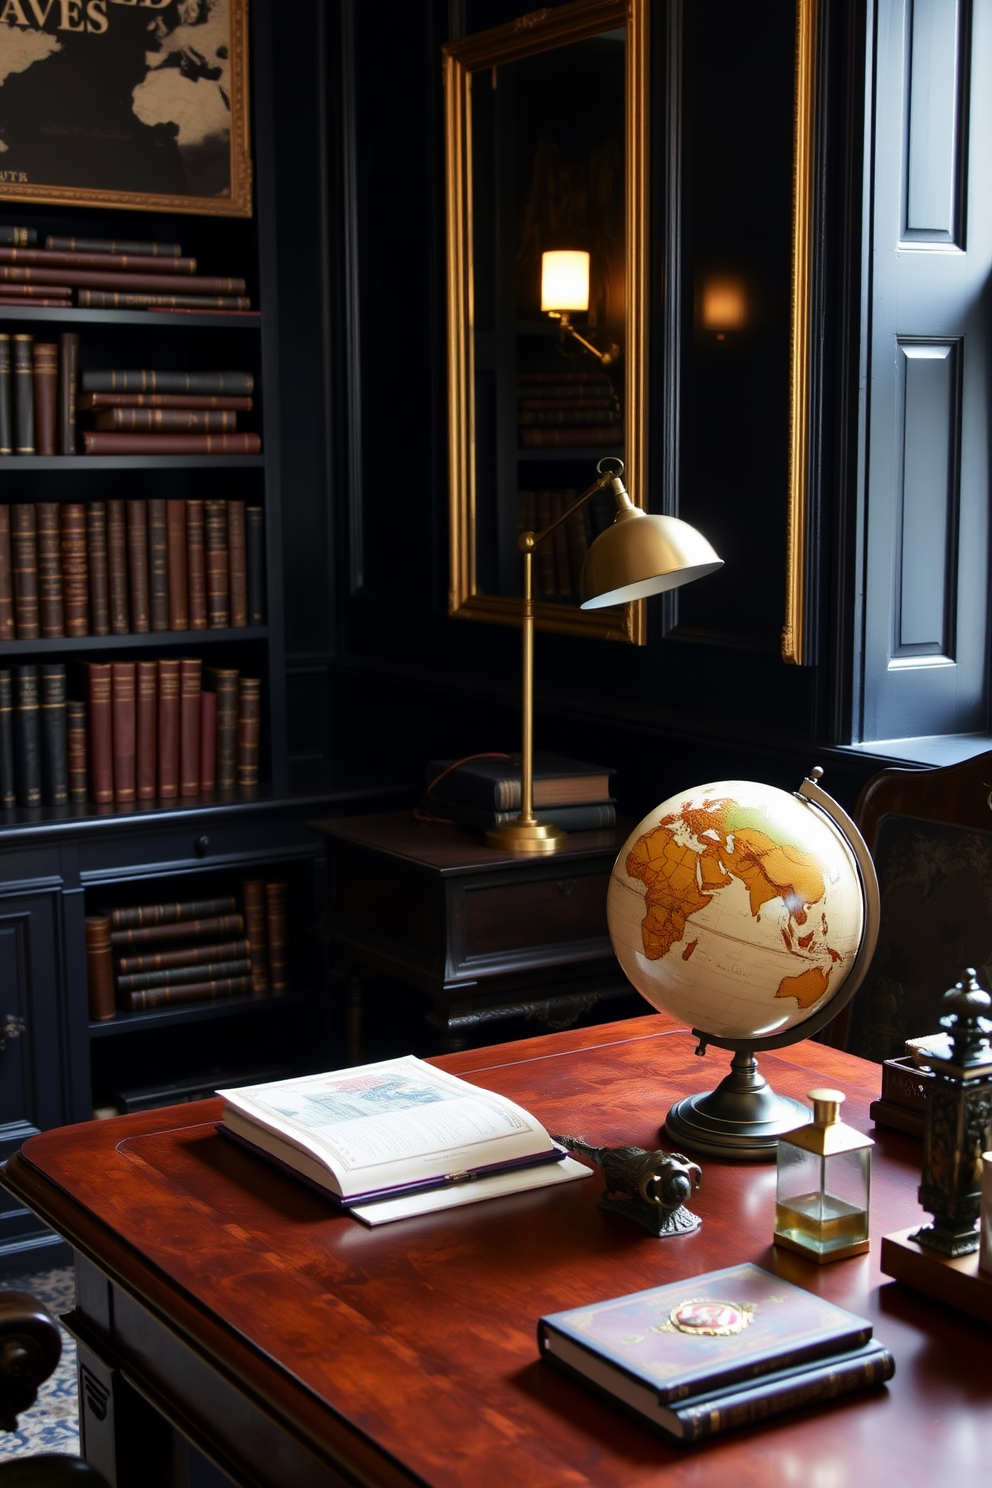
<box><xmin>517</xmin><ymin>370</ymin><xmax>621</xmax><ymax>449</ymax></box>
<box><xmin>84</xmin><ymin>880</ymin><xmax>288</xmax><ymax>1020</ymax></box>
<box><xmin>425</xmin><ymin>751</ymin><xmax>616</xmax><ymax>835</ymax></box>
<box><xmin>79</xmin><ymin>371</ymin><xmax>259</xmax><ymax>455</ymax></box>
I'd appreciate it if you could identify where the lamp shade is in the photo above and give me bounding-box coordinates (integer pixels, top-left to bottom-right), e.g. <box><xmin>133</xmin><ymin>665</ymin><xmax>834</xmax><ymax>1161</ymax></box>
<box><xmin>580</xmin><ymin>508</ymin><xmax>723</xmax><ymax>609</ymax></box>
<box><xmin>541</xmin><ymin>250</ymin><xmax>590</xmax><ymax>313</ymax></box>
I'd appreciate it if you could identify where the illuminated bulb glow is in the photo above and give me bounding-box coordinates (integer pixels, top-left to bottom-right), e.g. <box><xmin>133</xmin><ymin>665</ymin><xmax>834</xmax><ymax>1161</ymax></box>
<box><xmin>701</xmin><ymin>275</ymin><xmax>747</xmax><ymax>331</ymax></box>
<box><xmin>541</xmin><ymin>250</ymin><xmax>590</xmax><ymax>313</ymax></box>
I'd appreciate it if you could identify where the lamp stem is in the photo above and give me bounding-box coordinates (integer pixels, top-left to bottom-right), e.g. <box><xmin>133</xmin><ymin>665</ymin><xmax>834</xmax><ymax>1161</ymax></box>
<box><xmin>521</xmin><ymin>541</ymin><xmax>535</xmax><ymax>826</ymax></box>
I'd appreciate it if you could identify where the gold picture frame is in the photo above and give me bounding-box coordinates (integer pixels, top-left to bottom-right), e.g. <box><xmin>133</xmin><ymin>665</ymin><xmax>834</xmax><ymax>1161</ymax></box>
<box><xmin>443</xmin><ymin>0</ymin><xmax>649</xmax><ymax>645</ymax></box>
<box><xmin>0</xmin><ymin>0</ymin><xmax>251</xmax><ymax>218</ymax></box>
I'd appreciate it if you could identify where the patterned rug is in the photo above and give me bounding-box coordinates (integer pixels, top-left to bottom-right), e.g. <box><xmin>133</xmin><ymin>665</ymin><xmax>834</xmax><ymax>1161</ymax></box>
<box><xmin>0</xmin><ymin>1267</ymin><xmax>79</xmax><ymax>1460</ymax></box>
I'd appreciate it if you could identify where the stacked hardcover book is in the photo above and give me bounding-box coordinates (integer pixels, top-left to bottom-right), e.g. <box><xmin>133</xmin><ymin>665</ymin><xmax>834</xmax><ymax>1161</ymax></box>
<box><xmin>425</xmin><ymin>751</ymin><xmax>616</xmax><ymax>834</ymax></box>
<box><xmin>84</xmin><ymin>880</ymin><xmax>288</xmax><ymax>1020</ymax></box>
<box><xmin>517</xmin><ymin>369</ymin><xmax>621</xmax><ymax>449</ymax></box>
<box><xmin>78</xmin><ymin>370</ymin><xmax>259</xmax><ymax>456</ymax></box>
<box><xmin>0</xmin><ymin>498</ymin><xmax>263</xmax><ymax>639</ymax></box>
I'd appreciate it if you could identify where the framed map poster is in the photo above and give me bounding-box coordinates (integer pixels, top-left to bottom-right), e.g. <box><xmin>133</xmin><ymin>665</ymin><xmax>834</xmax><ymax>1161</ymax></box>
<box><xmin>0</xmin><ymin>0</ymin><xmax>251</xmax><ymax>216</ymax></box>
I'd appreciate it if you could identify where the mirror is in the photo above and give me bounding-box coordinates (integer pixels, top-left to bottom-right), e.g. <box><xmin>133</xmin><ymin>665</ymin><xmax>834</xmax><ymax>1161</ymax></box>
<box><xmin>443</xmin><ymin>0</ymin><xmax>648</xmax><ymax>644</ymax></box>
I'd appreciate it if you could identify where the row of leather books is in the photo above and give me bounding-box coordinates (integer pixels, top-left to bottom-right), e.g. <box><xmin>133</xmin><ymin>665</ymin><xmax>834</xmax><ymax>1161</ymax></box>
<box><xmin>0</xmin><ymin>498</ymin><xmax>264</xmax><ymax>640</ymax></box>
<box><xmin>517</xmin><ymin>369</ymin><xmax>622</xmax><ymax>449</ymax></box>
<box><xmin>0</xmin><ymin>660</ymin><xmax>261</xmax><ymax>809</ymax></box>
<box><xmin>0</xmin><ymin>227</ymin><xmax>255</xmax><ymax>314</ymax></box>
<box><xmin>78</xmin><ymin>369</ymin><xmax>259</xmax><ymax>454</ymax></box>
<box><xmin>84</xmin><ymin>882</ymin><xmax>288</xmax><ymax>1020</ymax></box>
<box><xmin>0</xmin><ymin>331</ymin><xmax>77</xmax><ymax>454</ymax></box>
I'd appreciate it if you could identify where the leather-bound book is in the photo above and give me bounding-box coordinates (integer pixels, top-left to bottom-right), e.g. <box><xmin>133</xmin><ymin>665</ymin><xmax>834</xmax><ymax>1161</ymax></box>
<box><xmin>148</xmin><ymin>498</ymin><xmax>169</xmax><ymax>632</ymax></box>
<box><xmin>206</xmin><ymin>668</ymin><xmax>239</xmax><ymax>790</ymax></box>
<box><xmin>0</xmin><ymin>505</ymin><xmax>14</xmax><ymax>640</ymax></box>
<box><xmin>246</xmin><ymin>507</ymin><xmax>264</xmax><ymax>625</ymax></box>
<box><xmin>12</xmin><ymin>334</ymin><xmax>34</xmax><ymax>453</ymax></box>
<box><xmin>0</xmin><ymin>334</ymin><xmax>12</xmax><ymax>454</ymax></box>
<box><xmin>117</xmin><ymin>938</ymin><xmax>249</xmax><ymax>975</ymax></box>
<box><xmin>36</xmin><ymin>503</ymin><xmax>64</xmax><ymax>638</ymax></box>
<box><xmin>58</xmin><ymin>332</ymin><xmax>79</xmax><ymax>455</ymax></box>
<box><xmin>0</xmin><ymin>669</ymin><xmax>15</xmax><ymax>808</ymax></box>
<box><xmin>241</xmin><ymin>880</ymin><xmax>268</xmax><ymax>992</ymax></box>
<box><xmin>185</xmin><ymin>499</ymin><xmax>206</xmax><ymax>629</ymax></box>
<box><xmin>46</xmin><ymin>236</ymin><xmax>183</xmax><ymax>258</ymax></box>
<box><xmin>126</xmin><ymin>499</ymin><xmax>149</xmax><ymax>633</ymax></box>
<box><xmin>227</xmin><ymin>501</ymin><xmax>247</xmax><ymax>627</ymax></box>
<box><xmin>111</xmin><ymin>661</ymin><xmax>136</xmax><ymax>803</ymax></box>
<box><xmin>13</xmin><ymin>664</ymin><xmax>41</xmax><ymax>806</ymax></box>
<box><xmin>39</xmin><ymin>663</ymin><xmax>68</xmax><ymax>806</ymax></box>
<box><xmin>11</xmin><ymin>504</ymin><xmax>39</xmax><ymax>639</ymax></box>
<box><xmin>179</xmin><ymin>656</ymin><xmax>201</xmax><ymax>797</ymax></box>
<box><xmin>265</xmin><ymin>882</ymin><xmax>289</xmax><ymax>992</ymax></box>
<box><xmin>106</xmin><ymin>499</ymin><xmax>129</xmax><ymax>635</ymax></box>
<box><xmin>80</xmin><ymin>292</ymin><xmax>249</xmax><ymax>311</ymax></box>
<box><xmin>93</xmin><ymin>408</ymin><xmax>236</xmax><ymax>433</ymax></box>
<box><xmin>111</xmin><ymin>897</ymin><xmax>236</xmax><ymax>931</ymax></box>
<box><xmin>85</xmin><ymin>916</ymin><xmax>116</xmax><ymax>1022</ymax></box>
<box><xmin>86</xmin><ymin>502</ymin><xmax>110</xmax><ymax>636</ymax></box>
<box><xmin>136</xmin><ymin>660</ymin><xmax>157</xmax><ymax>801</ymax></box>
<box><xmin>86</xmin><ymin>662</ymin><xmax>114</xmax><ymax>804</ymax></box>
<box><xmin>110</xmin><ymin>912</ymin><xmax>244</xmax><ymax>949</ymax></box>
<box><xmin>1</xmin><ymin>266</ymin><xmax>244</xmax><ymax>294</ymax></box>
<box><xmin>60</xmin><ymin>502</ymin><xmax>89</xmax><ymax>637</ymax></box>
<box><xmin>166</xmin><ymin>500</ymin><xmax>188</xmax><ymax>630</ymax></box>
<box><xmin>204</xmin><ymin>500</ymin><xmax>229</xmax><ymax>627</ymax></box>
<box><xmin>156</xmin><ymin>658</ymin><xmax>180</xmax><ymax>799</ymax></box>
<box><xmin>199</xmin><ymin>687</ymin><xmax>216</xmax><ymax>793</ymax></box>
<box><xmin>236</xmin><ymin>677</ymin><xmax>261</xmax><ymax>789</ymax></box>
<box><xmin>79</xmin><ymin>393</ymin><xmax>253</xmax><ymax>412</ymax></box>
<box><xmin>82</xmin><ymin>432</ymin><xmax>261</xmax><ymax>456</ymax></box>
<box><xmin>32</xmin><ymin>342</ymin><xmax>58</xmax><ymax>455</ymax></box>
<box><xmin>119</xmin><ymin>974</ymin><xmax>252</xmax><ymax>1012</ymax></box>
<box><xmin>118</xmin><ymin>958</ymin><xmax>252</xmax><ymax>995</ymax></box>
<box><xmin>81</xmin><ymin>370</ymin><xmax>255</xmax><ymax>396</ymax></box>
<box><xmin>66</xmin><ymin>699</ymin><xmax>88</xmax><ymax>803</ymax></box>
<box><xmin>0</xmin><ymin>245</ymin><xmax>195</xmax><ymax>274</ymax></box>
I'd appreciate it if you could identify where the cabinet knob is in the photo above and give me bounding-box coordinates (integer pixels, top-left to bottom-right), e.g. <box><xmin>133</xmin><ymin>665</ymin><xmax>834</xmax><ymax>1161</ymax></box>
<box><xmin>195</xmin><ymin>835</ymin><xmax>211</xmax><ymax>858</ymax></box>
<box><xmin>0</xmin><ymin>1015</ymin><xmax>25</xmax><ymax>1054</ymax></box>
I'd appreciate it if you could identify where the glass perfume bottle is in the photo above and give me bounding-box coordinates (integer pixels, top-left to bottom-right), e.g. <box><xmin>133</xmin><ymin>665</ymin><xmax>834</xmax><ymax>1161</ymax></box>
<box><xmin>774</xmin><ymin>1089</ymin><xmax>873</xmax><ymax>1263</ymax></box>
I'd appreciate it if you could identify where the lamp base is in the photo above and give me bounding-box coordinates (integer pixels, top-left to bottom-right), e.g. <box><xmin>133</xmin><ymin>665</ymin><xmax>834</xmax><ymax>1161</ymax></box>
<box><xmin>663</xmin><ymin>1049</ymin><xmax>812</xmax><ymax>1160</ymax></box>
<box><xmin>484</xmin><ymin>818</ymin><xmax>568</xmax><ymax>854</ymax></box>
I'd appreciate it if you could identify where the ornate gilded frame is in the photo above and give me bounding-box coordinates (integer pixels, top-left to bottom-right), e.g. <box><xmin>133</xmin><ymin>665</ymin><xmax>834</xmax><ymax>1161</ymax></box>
<box><xmin>443</xmin><ymin>0</ymin><xmax>649</xmax><ymax>644</ymax></box>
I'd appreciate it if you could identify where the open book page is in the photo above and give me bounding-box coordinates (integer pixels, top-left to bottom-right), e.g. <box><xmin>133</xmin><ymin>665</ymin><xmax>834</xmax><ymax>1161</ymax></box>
<box><xmin>218</xmin><ymin>1055</ymin><xmax>556</xmax><ymax>1200</ymax></box>
<box><xmin>350</xmin><ymin>1156</ymin><xmax>592</xmax><ymax>1226</ymax></box>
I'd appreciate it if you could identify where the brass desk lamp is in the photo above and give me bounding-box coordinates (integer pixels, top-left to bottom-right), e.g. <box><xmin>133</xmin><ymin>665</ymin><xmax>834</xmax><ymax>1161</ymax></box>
<box><xmin>486</xmin><ymin>458</ymin><xmax>723</xmax><ymax>853</ymax></box>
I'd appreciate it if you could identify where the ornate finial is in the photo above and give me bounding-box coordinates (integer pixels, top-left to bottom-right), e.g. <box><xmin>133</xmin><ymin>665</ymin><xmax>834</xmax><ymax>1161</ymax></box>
<box><xmin>939</xmin><ymin>968</ymin><xmax>992</xmax><ymax>1069</ymax></box>
<box><xmin>809</xmin><ymin>765</ymin><xmax>824</xmax><ymax>782</ymax></box>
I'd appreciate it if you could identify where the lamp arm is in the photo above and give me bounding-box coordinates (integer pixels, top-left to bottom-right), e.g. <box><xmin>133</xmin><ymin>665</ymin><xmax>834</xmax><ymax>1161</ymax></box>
<box><xmin>560</xmin><ymin>323</ymin><xmax>617</xmax><ymax>366</ymax></box>
<box><xmin>523</xmin><ymin>467</ymin><xmax>627</xmax><ymax>557</ymax></box>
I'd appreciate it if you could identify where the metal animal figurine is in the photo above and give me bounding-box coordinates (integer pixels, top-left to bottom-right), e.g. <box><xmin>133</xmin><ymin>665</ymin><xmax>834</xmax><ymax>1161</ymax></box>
<box><xmin>553</xmin><ymin>1135</ymin><xmax>703</xmax><ymax>1237</ymax></box>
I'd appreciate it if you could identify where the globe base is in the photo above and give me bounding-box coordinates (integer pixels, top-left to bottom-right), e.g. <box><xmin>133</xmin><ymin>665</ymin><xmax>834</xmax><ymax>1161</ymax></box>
<box><xmin>663</xmin><ymin>1049</ymin><xmax>812</xmax><ymax>1160</ymax></box>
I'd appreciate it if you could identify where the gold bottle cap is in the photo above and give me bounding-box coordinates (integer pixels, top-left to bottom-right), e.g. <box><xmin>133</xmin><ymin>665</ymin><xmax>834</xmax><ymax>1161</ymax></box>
<box><xmin>807</xmin><ymin>1088</ymin><xmax>845</xmax><ymax>1126</ymax></box>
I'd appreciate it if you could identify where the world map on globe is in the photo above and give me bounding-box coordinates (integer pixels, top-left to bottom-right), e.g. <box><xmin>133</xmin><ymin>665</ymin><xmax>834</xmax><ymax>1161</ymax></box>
<box><xmin>607</xmin><ymin>780</ymin><xmax>866</xmax><ymax>1041</ymax></box>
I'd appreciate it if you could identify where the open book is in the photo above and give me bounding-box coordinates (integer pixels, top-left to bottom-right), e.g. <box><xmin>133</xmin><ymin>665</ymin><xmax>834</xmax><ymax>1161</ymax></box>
<box><xmin>218</xmin><ymin>1055</ymin><xmax>591</xmax><ymax>1225</ymax></box>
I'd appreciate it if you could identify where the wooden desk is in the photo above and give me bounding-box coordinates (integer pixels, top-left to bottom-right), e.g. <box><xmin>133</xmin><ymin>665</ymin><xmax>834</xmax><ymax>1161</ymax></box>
<box><xmin>4</xmin><ymin>1015</ymin><xmax>991</xmax><ymax>1487</ymax></box>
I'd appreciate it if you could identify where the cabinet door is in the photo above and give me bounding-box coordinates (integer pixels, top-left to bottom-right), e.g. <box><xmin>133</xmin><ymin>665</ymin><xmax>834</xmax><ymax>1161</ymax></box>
<box><xmin>0</xmin><ymin>894</ymin><xmax>66</xmax><ymax>1266</ymax></box>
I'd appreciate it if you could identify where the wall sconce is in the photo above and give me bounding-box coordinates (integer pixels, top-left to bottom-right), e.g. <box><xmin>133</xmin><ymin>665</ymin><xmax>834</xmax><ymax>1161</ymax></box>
<box><xmin>541</xmin><ymin>250</ymin><xmax>619</xmax><ymax>366</ymax></box>
<box><xmin>700</xmin><ymin>273</ymin><xmax>748</xmax><ymax>340</ymax></box>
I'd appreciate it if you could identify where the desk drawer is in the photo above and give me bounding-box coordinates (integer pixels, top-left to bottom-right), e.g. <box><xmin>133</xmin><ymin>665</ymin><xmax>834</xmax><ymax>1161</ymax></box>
<box><xmin>79</xmin><ymin>819</ymin><xmax>314</xmax><ymax>880</ymax></box>
<box><xmin>460</xmin><ymin>868</ymin><xmax>611</xmax><ymax>959</ymax></box>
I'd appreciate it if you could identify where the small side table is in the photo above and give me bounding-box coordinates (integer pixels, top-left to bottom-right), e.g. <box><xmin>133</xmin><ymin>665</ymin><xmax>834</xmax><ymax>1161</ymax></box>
<box><xmin>309</xmin><ymin>811</ymin><xmax>632</xmax><ymax>1055</ymax></box>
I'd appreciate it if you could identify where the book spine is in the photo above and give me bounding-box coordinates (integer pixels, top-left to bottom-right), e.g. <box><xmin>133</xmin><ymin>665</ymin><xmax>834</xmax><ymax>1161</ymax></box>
<box><xmin>46</xmin><ymin>236</ymin><xmax>182</xmax><ymax>257</ymax></box>
<box><xmin>13</xmin><ymin>664</ymin><xmax>40</xmax><ymax>806</ymax></box>
<box><xmin>135</xmin><ymin>660</ymin><xmax>158</xmax><ymax>801</ymax></box>
<box><xmin>79</xmin><ymin>292</ymin><xmax>249</xmax><ymax>311</ymax></box>
<box><xmin>199</xmin><ymin>687</ymin><xmax>216</xmax><ymax>793</ymax></box>
<box><xmin>106</xmin><ymin>499</ymin><xmax>129</xmax><ymax>635</ymax></box>
<box><xmin>85</xmin><ymin>916</ymin><xmax>116</xmax><ymax>1022</ymax></box>
<box><xmin>58</xmin><ymin>332</ymin><xmax>79</xmax><ymax>455</ymax></box>
<box><xmin>86</xmin><ymin>663</ymin><xmax>114</xmax><ymax>803</ymax></box>
<box><xmin>179</xmin><ymin>657</ymin><xmax>201</xmax><ymax>797</ymax></box>
<box><xmin>0</xmin><ymin>669</ymin><xmax>15</xmax><ymax>808</ymax></box>
<box><xmin>0</xmin><ymin>285</ymin><xmax>60</xmax><ymax>299</ymax></box>
<box><xmin>119</xmin><ymin>974</ymin><xmax>253</xmax><ymax>1012</ymax></box>
<box><xmin>86</xmin><ymin>501</ymin><xmax>110</xmax><ymax>636</ymax></box>
<box><xmin>236</xmin><ymin>677</ymin><xmax>261</xmax><ymax>788</ymax></box>
<box><xmin>79</xmin><ymin>393</ymin><xmax>253</xmax><ymax>412</ymax></box>
<box><xmin>117</xmin><ymin>958</ymin><xmax>252</xmax><ymax>995</ymax></box>
<box><xmin>32</xmin><ymin>342</ymin><xmax>58</xmax><ymax>456</ymax></box>
<box><xmin>39</xmin><ymin>663</ymin><xmax>67</xmax><ymax>806</ymax></box>
<box><xmin>227</xmin><ymin>500</ymin><xmax>247</xmax><ymax>627</ymax></box>
<box><xmin>110</xmin><ymin>896</ymin><xmax>238</xmax><ymax>931</ymax></box>
<box><xmin>126</xmin><ymin>499</ymin><xmax>149</xmax><ymax>633</ymax></box>
<box><xmin>166</xmin><ymin>500</ymin><xmax>188</xmax><ymax>630</ymax></box>
<box><xmin>0</xmin><ymin>228</ymin><xmax>36</xmax><ymax>247</ymax></box>
<box><xmin>60</xmin><ymin>503</ymin><xmax>89</xmax><ymax>637</ymax></box>
<box><xmin>80</xmin><ymin>370</ymin><xmax>255</xmax><ymax>396</ymax></box>
<box><xmin>0</xmin><ymin>334</ymin><xmax>11</xmax><ymax>454</ymax></box>
<box><xmin>246</xmin><ymin>507</ymin><xmax>264</xmax><ymax>625</ymax></box>
<box><xmin>0</xmin><ymin>507</ymin><xmax>11</xmax><ymax>641</ymax></box>
<box><xmin>117</xmin><ymin>938</ymin><xmax>250</xmax><ymax>975</ymax></box>
<box><xmin>11</xmin><ymin>504</ymin><xmax>39</xmax><ymax>639</ymax></box>
<box><xmin>93</xmin><ymin>408</ymin><xmax>236</xmax><ymax>433</ymax></box>
<box><xmin>519</xmin><ymin>427</ymin><xmax>622</xmax><ymax>448</ymax></box>
<box><xmin>205</xmin><ymin>500</ymin><xmax>229</xmax><ymax>627</ymax></box>
<box><xmin>265</xmin><ymin>882</ymin><xmax>288</xmax><ymax>992</ymax></box>
<box><xmin>148</xmin><ymin>498</ymin><xmax>169</xmax><ymax>632</ymax></box>
<box><xmin>36</xmin><ymin>502</ymin><xmax>64</xmax><ymax>638</ymax></box>
<box><xmin>156</xmin><ymin>659</ymin><xmax>180</xmax><ymax>799</ymax></box>
<box><xmin>0</xmin><ymin>247</ymin><xmax>196</xmax><ymax>274</ymax></box>
<box><xmin>428</xmin><ymin>796</ymin><xmax>617</xmax><ymax>833</ymax></box>
<box><xmin>186</xmin><ymin>500</ymin><xmax>207</xmax><ymax>629</ymax></box>
<box><xmin>66</xmin><ymin>699</ymin><xmax>88</xmax><ymax>803</ymax></box>
<box><xmin>241</xmin><ymin>880</ymin><xmax>268</xmax><ymax>992</ymax></box>
<box><xmin>111</xmin><ymin>661</ymin><xmax>136</xmax><ymax>803</ymax></box>
<box><xmin>208</xmin><ymin>669</ymin><xmax>239</xmax><ymax>789</ymax></box>
<box><xmin>1</xmin><ymin>267</ymin><xmax>244</xmax><ymax>294</ymax></box>
<box><xmin>12</xmin><ymin>334</ymin><xmax>34</xmax><ymax>454</ymax></box>
<box><xmin>0</xmin><ymin>297</ymin><xmax>69</xmax><ymax>308</ymax></box>
<box><xmin>82</xmin><ymin>432</ymin><xmax>261</xmax><ymax>456</ymax></box>
<box><xmin>110</xmin><ymin>913</ymin><xmax>245</xmax><ymax>949</ymax></box>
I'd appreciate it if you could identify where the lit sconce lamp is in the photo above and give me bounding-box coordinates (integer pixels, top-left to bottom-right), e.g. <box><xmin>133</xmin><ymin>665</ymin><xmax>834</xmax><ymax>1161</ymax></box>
<box><xmin>700</xmin><ymin>273</ymin><xmax>748</xmax><ymax>341</ymax></box>
<box><xmin>541</xmin><ymin>250</ymin><xmax>619</xmax><ymax>366</ymax></box>
<box><xmin>487</xmin><ymin>457</ymin><xmax>723</xmax><ymax>854</ymax></box>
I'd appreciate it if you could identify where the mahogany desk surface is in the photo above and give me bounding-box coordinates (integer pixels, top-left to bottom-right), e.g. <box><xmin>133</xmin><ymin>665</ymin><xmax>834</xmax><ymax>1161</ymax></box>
<box><xmin>5</xmin><ymin>1015</ymin><xmax>991</xmax><ymax>1487</ymax></box>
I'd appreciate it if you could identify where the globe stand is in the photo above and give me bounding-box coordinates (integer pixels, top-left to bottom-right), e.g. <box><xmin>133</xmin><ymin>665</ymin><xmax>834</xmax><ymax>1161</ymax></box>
<box><xmin>664</xmin><ymin>1047</ymin><xmax>812</xmax><ymax>1160</ymax></box>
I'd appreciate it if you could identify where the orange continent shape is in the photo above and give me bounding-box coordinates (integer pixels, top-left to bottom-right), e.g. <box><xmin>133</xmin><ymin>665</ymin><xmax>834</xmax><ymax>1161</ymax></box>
<box><xmin>776</xmin><ymin>965</ymin><xmax>831</xmax><ymax>1010</ymax></box>
<box><xmin>727</xmin><ymin>829</ymin><xmax>826</xmax><ymax>922</ymax></box>
<box><xmin>625</xmin><ymin>824</ymin><xmax>712</xmax><ymax>961</ymax></box>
